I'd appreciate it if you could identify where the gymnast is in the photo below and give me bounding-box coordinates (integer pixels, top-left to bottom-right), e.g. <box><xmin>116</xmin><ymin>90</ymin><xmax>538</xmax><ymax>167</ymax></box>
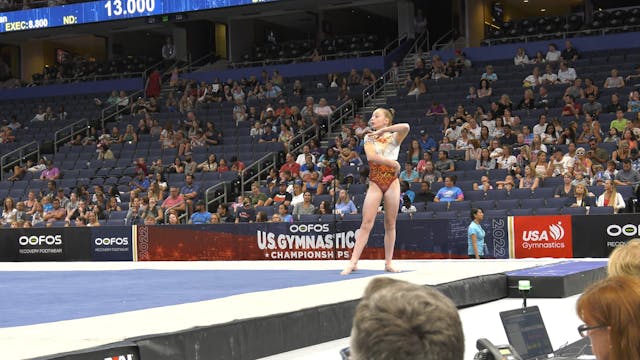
<box><xmin>341</xmin><ymin>108</ymin><xmax>410</xmax><ymax>275</ymax></box>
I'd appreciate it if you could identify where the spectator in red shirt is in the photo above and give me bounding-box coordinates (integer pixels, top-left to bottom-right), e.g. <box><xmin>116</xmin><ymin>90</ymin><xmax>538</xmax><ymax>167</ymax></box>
<box><xmin>161</xmin><ymin>187</ymin><xmax>186</xmax><ymax>215</ymax></box>
<box><xmin>279</xmin><ymin>153</ymin><xmax>300</xmax><ymax>178</ymax></box>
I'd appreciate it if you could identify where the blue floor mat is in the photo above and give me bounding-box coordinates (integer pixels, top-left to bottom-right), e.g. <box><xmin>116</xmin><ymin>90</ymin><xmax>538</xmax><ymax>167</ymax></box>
<box><xmin>0</xmin><ymin>269</ymin><xmax>379</xmax><ymax>328</ymax></box>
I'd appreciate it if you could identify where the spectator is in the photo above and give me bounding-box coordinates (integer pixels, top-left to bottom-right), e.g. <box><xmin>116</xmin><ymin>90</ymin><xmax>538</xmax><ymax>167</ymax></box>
<box><xmin>514</xmin><ymin>47</ymin><xmax>530</xmax><ymax>66</ymax></box>
<box><xmin>557</xmin><ymin>62</ymin><xmax>577</xmax><ymax>84</ymax></box>
<box><xmin>554</xmin><ymin>172</ymin><xmax>575</xmax><ymax>198</ymax></box>
<box><xmin>565</xmin><ymin>183</ymin><xmax>594</xmax><ymax>208</ymax></box>
<box><xmin>293</xmin><ymin>191</ymin><xmax>315</xmax><ymax>218</ymax></box>
<box><xmin>265</xmin><ymin>181</ymin><xmax>292</xmax><ymax>207</ymax></box>
<box><xmin>477</xmin><ymin>79</ymin><xmax>492</xmax><ymax>98</ymax></box>
<box><xmin>235</xmin><ymin>198</ymin><xmax>256</xmax><ymax>223</ymax></box>
<box><xmin>473</xmin><ymin>175</ymin><xmax>493</xmax><ymax>191</ymax></box>
<box><xmin>161</xmin><ymin>187</ymin><xmax>186</xmax><ymax>215</ymax></box>
<box><xmin>434</xmin><ymin>150</ymin><xmax>454</xmax><ymax>175</ymax></box>
<box><xmin>603</xmin><ymin>127</ymin><xmax>620</xmax><ymax>144</ymax></box>
<box><xmin>180</xmin><ymin>174</ymin><xmax>200</xmax><ymax>213</ymax></box>
<box><xmin>197</xmin><ymin>154</ymin><xmax>218</xmax><ymax>172</ymax></box>
<box><xmin>399</xmin><ymin>162</ymin><xmax>420</xmax><ymax>183</ymax></box>
<box><xmin>415</xmin><ymin>181</ymin><xmax>436</xmax><ymax>203</ymax></box>
<box><xmin>129</xmin><ymin>171</ymin><xmax>150</xmax><ymax>197</ymax></box>
<box><xmin>189</xmin><ymin>200</ymin><xmax>211</xmax><ymax>224</ymax></box>
<box><xmin>627</xmin><ymin>90</ymin><xmax>640</xmax><ymax>113</ymax></box>
<box><xmin>476</xmin><ymin>148</ymin><xmax>496</xmax><ymax>170</ymax></box>
<box><xmin>561</xmin><ymin>95</ymin><xmax>581</xmax><ymax>118</ymax></box>
<box><xmin>313</xmin><ymin>97</ymin><xmax>333</xmax><ymax>118</ymax></box>
<box><xmin>519</xmin><ymin>165</ymin><xmax>540</xmax><ymax>191</ymax></box>
<box><xmin>560</xmin><ymin>40</ymin><xmax>579</xmax><ymax>62</ymax></box>
<box><xmin>277</xmin><ymin>203</ymin><xmax>293</xmax><ymax>223</ymax></box>
<box><xmin>434</xmin><ymin>176</ymin><xmax>464</xmax><ymax>202</ymax></box>
<box><xmin>614</xmin><ymin>159</ymin><xmax>640</xmax><ymax>188</ymax></box>
<box><xmin>43</xmin><ymin>198</ymin><xmax>66</xmax><ymax>223</ymax></box>
<box><xmin>420</xmin><ymin>160</ymin><xmax>443</xmax><ymax>184</ymax></box>
<box><xmin>583</xmin><ymin>77</ymin><xmax>599</xmax><ymax>98</ymax></box>
<box><xmin>248</xmin><ymin>182</ymin><xmax>268</xmax><ymax>206</ymax></box>
<box><xmin>545</xmin><ymin>43</ymin><xmax>561</xmax><ymax>62</ymax></box>
<box><xmin>523</xmin><ymin>67</ymin><xmax>542</xmax><ymax>88</ymax></box>
<box><xmin>407</xmin><ymin>77</ymin><xmax>427</xmax><ymax>97</ymax></box>
<box><xmin>610</xmin><ymin>109</ymin><xmax>630</xmax><ymax>133</ymax></box>
<box><xmin>425</xmin><ymin>101</ymin><xmax>448</xmax><ymax>117</ymax></box>
<box><xmin>603</xmin><ymin>69</ymin><xmax>625</xmax><ymax>89</ymax></box>
<box><xmin>418</xmin><ymin>129</ymin><xmax>437</xmax><ymax>153</ymax></box>
<box><xmin>1</xmin><ymin>197</ymin><xmax>17</xmax><ymax>225</ymax></box>
<box><xmin>582</xmin><ymin>93</ymin><xmax>602</xmax><ymax>117</ymax></box>
<box><xmin>535</xmin><ymin>86</ymin><xmax>556</xmax><ymax>109</ymax></box>
<box><xmin>334</xmin><ymin>189</ymin><xmax>357</xmax><ymax>215</ymax></box>
<box><xmin>480</xmin><ymin>65</ymin><xmax>498</xmax><ymax>82</ymax></box>
<box><xmin>597</xmin><ymin>179</ymin><xmax>626</xmax><ymax>213</ymax></box>
<box><xmin>605</xmin><ymin>93</ymin><xmax>626</xmax><ymax>113</ymax></box>
<box><xmin>40</xmin><ymin>160</ymin><xmax>60</xmax><ymax>180</ymax></box>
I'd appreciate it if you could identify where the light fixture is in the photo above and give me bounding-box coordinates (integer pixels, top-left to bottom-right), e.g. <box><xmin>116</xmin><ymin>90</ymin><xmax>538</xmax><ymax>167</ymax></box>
<box><xmin>540</xmin><ymin>8</ymin><xmax>546</xmax><ymax>12</ymax></box>
<box><xmin>523</xmin><ymin>0</ymin><xmax>528</xmax><ymax>2</ymax></box>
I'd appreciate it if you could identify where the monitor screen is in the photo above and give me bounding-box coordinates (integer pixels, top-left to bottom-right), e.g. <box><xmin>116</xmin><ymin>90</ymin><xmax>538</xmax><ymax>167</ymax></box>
<box><xmin>500</xmin><ymin>306</ymin><xmax>553</xmax><ymax>360</ymax></box>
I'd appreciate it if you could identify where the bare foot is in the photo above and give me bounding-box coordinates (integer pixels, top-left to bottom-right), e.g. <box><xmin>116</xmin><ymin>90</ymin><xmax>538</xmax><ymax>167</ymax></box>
<box><xmin>384</xmin><ymin>263</ymin><xmax>400</xmax><ymax>273</ymax></box>
<box><xmin>340</xmin><ymin>262</ymin><xmax>358</xmax><ymax>275</ymax></box>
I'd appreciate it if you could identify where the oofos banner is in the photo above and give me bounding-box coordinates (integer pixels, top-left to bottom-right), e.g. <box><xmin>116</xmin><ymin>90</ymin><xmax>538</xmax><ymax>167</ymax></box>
<box><xmin>572</xmin><ymin>214</ymin><xmax>640</xmax><ymax>257</ymax></box>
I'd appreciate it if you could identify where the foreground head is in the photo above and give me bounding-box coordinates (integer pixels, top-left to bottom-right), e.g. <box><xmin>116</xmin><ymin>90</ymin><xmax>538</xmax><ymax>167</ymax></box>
<box><xmin>608</xmin><ymin>239</ymin><xmax>640</xmax><ymax>278</ymax></box>
<box><xmin>576</xmin><ymin>276</ymin><xmax>640</xmax><ymax>360</ymax></box>
<box><xmin>350</xmin><ymin>277</ymin><xmax>464</xmax><ymax>360</ymax></box>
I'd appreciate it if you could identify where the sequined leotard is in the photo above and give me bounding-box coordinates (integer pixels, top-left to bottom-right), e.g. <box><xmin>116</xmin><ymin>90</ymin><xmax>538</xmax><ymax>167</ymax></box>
<box><xmin>365</xmin><ymin>132</ymin><xmax>400</xmax><ymax>193</ymax></box>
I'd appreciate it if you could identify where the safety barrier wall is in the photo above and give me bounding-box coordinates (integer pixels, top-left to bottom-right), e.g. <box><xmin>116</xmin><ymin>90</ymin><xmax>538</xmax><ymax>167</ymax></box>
<box><xmin>0</xmin><ymin>77</ymin><xmax>143</xmax><ymax>100</ymax></box>
<box><xmin>1</xmin><ymin>214</ymin><xmax>637</xmax><ymax>262</ymax></box>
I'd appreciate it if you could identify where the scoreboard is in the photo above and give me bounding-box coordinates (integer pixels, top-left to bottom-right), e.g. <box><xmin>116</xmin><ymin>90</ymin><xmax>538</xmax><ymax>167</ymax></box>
<box><xmin>0</xmin><ymin>0</ymin><xmax>275</xmax><ymax>33</ymax></box>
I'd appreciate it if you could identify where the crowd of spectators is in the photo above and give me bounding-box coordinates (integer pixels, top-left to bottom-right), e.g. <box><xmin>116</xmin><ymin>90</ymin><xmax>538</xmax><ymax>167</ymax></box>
<box><xmin>392</xmin><ymin>40</ymin><xmax>640</xmax><ymax>214</ymax></box>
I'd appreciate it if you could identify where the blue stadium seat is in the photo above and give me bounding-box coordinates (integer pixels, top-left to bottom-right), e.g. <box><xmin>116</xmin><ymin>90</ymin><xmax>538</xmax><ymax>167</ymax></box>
<box><xmin>464</xmin><ymin>190</ymin><xmax>486</xmax><ymax>202</ymax></box>
<box><xmin>483</xmin><ymin>209</ymin><xmax>507</xmax><ymax>218</ymax></box>
<box><xmin>520</xmin><ymin>198</ymin><xmax>545</xmax><ymax>209</ymax></box>
<box><xmin>509</xmin><ymin>188</ymin><xmax>532</xmax><ymax>199</ymax></box>
<box><xmin>509</xmin><ymin>208</ymin><xmax>534</xmax><ymax>216</ymax></box>
<box><xmin>563</xmin><ymin>207</ymin><xmax>587</xmax><ymax>215</ymax></box>
<box><xmin>535</xmin><ymin>207</ymin><xmax>562</xmax><ymax>215</ymax></box>
<box><xmin>448</xmin><ymin>201</ymin><xmax>471</xmax><ymax>212</ymax></box>
<box><xmin>546</xmin><ymin>197</ymin><xmax>568</xmax><ymax>208</ymax></box>
<box><xmin>588</xmin><ymin>207</ymin><xmax>614</xmax><ymax>215</ymax></box>
<box><xmin>485</xmin><ymin>190</ymin><xmax>508</xmax><ymax>201</ymax></box>
<box><xmin>426</xmin><ymin>202</ymin><xmax>448</xmax><ymax>212</ymax></box>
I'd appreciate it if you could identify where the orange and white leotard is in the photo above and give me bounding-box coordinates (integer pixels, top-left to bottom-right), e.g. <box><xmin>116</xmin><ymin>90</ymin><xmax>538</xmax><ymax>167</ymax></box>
<box><xmin>365</xmin><ymin>132</ymin><xmax>400</xmax><ymax>193</ymax></box>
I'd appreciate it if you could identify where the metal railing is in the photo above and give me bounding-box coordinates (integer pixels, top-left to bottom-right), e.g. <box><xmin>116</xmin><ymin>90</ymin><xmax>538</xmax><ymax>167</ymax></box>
<box><xmin>239</xmin><ymin>151</ymin><xmax>279</xmax><ymax>199</ymax></box>
<box><xmin>289</xmin><ymin>123</ymin><xmax>321</xmax><ymax>158</ymax></box>
<box><xmin>481</xmin><ymin>23</ymin><xmax>640</xmax><ymax>47</ymax></box>
<box><xmin>432</xmin><ymin>29</ymin><xmax>456</xmax><ymax>51</ymax></box>
<box><xmin>0</xmin><ymin>141</ymin><xmax>40</xmax><ymax>181</ymax></box>
<box><xmin>99</xmin><ymin>88</ymin><xmax>145</xmax><ymax>129</ymax></box>
<box><xmin>383</xmin><ymin>33</ymin><xmax>409</xmax><ymax>56</ymax></box>
<box><xmin>205</xmin><ymin>181</ymin><xmax>229</xmax><ymax>210</ymax></box>
<box><xmin>53</xmin><ymin>118</ymin><xmax>92</xmax><ymax>153</ymax></box>
<box><xmin>327</xmin><ymin>99</ymin><xmax>356</xmax><ymax>133</ymax></box>
<box><xmin>163</xmin><ymin>202</ymin><xmax>190</xmax><ymax>224</ymax></box>
<box><xmin>229</xmin><ymin>49</ymin><xmax>385</xmax><ymax>69</ymax></box>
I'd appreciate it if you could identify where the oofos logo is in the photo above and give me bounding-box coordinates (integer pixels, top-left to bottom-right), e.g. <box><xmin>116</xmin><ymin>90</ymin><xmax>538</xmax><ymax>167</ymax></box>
<box><xmin>95</xmin><ymin>237</ymin><xmax>129</xmax><ymax>246</ymax></box>
<box><xmin>606</xmin><ymin>224</ymin><xmax>640</xmax><ymax>237</ymax></box>
<box><xmin>289</xmin><ymin>224</ymin><xmax>330</xmax><ymax>233</ymax></box>
<box><xmin>18</xmin><ymin>235</ymin><xmax>62</xmax><ymax>246</ymax></box>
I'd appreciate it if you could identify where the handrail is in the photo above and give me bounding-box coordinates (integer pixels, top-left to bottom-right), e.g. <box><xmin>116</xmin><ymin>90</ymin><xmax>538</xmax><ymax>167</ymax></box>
<box><xmin>99</xmin><ymin>88</ymin><xmax>145</xmax><ymax>129</ymax></box>
<box><xmin>29</xmin><ymin>71</ymin><xmax>145</xmax><ymax>87</ymax></box>
<box><xmin>326</xmin><ymin>99</ymin><xmax>356</xmax><ymax>138</ymax></box>
<box><xmin>163</xmin><ymin>202</ymin><xmax>190</xmax><ymax>224</ymax></box>
<box><xmin>186</xmin><ymin>51</ymin><xmax>217</xmax><ymax>72</ymax></box>
<box><xmin>413</xmin><ymin>30</ymin><xmax>431</xmax><ymax>54</ymax></box>
<box><xmin>0</xmin><ymin>141</ymin><xmax>39</xmax><ymax>181</ymax></box>
<box><xmin>229</xmin><ymin>49</ymin><xmax>385</xmax><ymax>69</ymax></box>
<box><xmin>289</xmin><ymin>124</ymin><xmax>320</xmax><ymax>158</ymax></box>
<box><xmin>53</xmin><ymin>118</ymin><xmax>91</xmax><ymax>153</ymax></box>
<box><xmin>240</xmin><ymin>151</ymin><xmax>279</xmax><ymax>199</ymax></box>
<box><xmin>204</xmin><ymin>181</ymin><xmax>229</xmax><ymax>210</ymax></box>
<box><xmin>481</xmin><ymin>23</ymin><xmax>640</xmax><ymax>46</ymax></box>
<box><xmin>432</xmin><ymin>29</ymin><xmax>455</xmax><ymax>51</ymax></box>
<box><xmin>383</xmin><ymin>33</ymin><xmax>409</xmax><ymax>56</ymax></box>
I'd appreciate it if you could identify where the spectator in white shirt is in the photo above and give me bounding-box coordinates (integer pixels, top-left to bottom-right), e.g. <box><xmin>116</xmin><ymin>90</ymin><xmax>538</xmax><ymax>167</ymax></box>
<box><xmin>545</xmin><ymin>43</ymin><xmax>561</xmax><ymax>62</ymax></box>
<box><xmin>557</xmin><ymin>61</ymin><xmax>577</xmax><ymax>84</ymax></box>
<box><xmin>540</xmin><ymin>64</ymin><xmax>558</xmax><ymax>85</ymax></box>
<box><xmin>514</xmin><ymin>47</ymin><xmax>530</xmax><ymax>66</ymax></box>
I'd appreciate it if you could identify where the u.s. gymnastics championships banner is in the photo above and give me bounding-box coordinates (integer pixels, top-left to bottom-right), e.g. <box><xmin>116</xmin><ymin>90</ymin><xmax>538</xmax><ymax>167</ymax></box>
<box><xmin>135</xmin><ymin>218</ymin><xmax>510</xmax><ymax>261</ymax></box>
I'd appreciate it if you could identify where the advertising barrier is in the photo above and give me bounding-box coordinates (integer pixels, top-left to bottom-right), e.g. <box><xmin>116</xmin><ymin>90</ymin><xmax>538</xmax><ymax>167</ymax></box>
<box><xmin>0</xmin><ymin>226</ymin><xmax>133</xmax><ymax>262</ymax></box>
<box><xmin>91</xmin><ymin>226</ymin><xmax>134</xmax><ymax>261</ymax></box>
<box><xmin>572</xmin><ymin>214</ymin><xmax>640</xmax><ymax>257</ymax></box>
<box><xmin>135</xmin><ymin>218</ymin><xmax>510</xmax><ymax>261</ymax></box>
<box><xmin>509</xmin><ymin>215</ymin><xmax>573</xmax><ymax>259</ymax></box>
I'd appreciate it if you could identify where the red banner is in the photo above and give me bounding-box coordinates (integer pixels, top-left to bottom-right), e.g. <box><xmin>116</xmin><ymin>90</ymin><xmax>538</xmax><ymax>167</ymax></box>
<box><xmin>511</xmin><ymin>215</ymin><xmax>573</xmax><ymax>258</ymax></box>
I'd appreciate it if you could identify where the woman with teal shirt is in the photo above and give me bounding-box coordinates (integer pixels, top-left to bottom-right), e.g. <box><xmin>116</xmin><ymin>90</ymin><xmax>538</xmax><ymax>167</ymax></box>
<box><xmin>468</xmin><ymin>208</ymin><xmax>486</xmax><ymax>259</ymax></box>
